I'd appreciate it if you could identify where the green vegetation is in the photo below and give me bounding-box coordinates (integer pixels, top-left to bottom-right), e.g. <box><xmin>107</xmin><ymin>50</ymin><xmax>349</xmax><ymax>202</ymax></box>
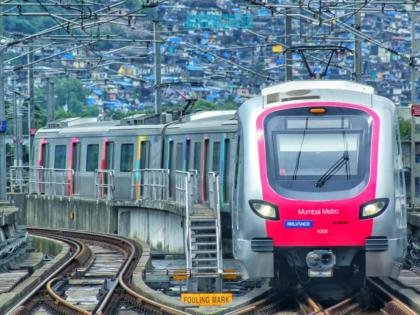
<box><xmin>399</xmin><ymin>117</ymin><xmax>411</xmax><ymax>141</ymax></box>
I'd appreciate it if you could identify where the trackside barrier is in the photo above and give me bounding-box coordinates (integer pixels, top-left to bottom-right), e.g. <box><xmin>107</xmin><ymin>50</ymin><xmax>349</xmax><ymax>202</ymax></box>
<box><xmin>94</xmin><ymin>169</ymin><xmax>114</xmax><ymax>201</ymax></box>
<box><xmin>9</xmin><ymin>166</ymin><xmax>29</xmax><ymax>193</ymax></box>
<box><xmin>28</xmin><ymin>167</ymin><xmax>74</xmax><ymax>197</ymax></box>
<box><xmin>208</xmin><ymin>172</ymin><xmax>224</xmax><ymax>278</ymax></box>
<box><xmin>175</xmin><ymin>171</ymin><xmax>193</xmax><ymax>275</ymax></box>
<box><xmin>131</xmin><ymin>169</ymin><xmax>170</xmax><ymax>201</ymax></box>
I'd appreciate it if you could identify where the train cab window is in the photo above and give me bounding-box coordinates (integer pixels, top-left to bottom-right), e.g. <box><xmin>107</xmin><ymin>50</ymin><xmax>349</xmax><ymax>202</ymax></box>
<box><xmin>54</xmin><ymin>145</ymin><xmax>67</xmax><ymax>169</ymax></box>
<box><xmin>86</xmin><ymin>144</ymin><xmax>99</xmax><ymax>172</ymax></box>
<box><xmin>212</xmin><ymin>142</ymin><xmax>220</xmax><ymax>172</ymax></box>
<box><xmin>140</xmin><ymin>141</ymin><xmax>150</xmax><ymax>169</ymax></box>
<box><xmin>193</xmin><ymin>142</ymin><xmax>202</xmax><ymax>171</ymax></box>
<box><xmin>120</xmin><ymin>144</ymin><xmax>134</xmax><ymax>172</ymax></box>
<box><xmin>265</xmin><ymin>107</ymin><xmax>372</xmax><ymax>198</ymax></box>
<box><xmin>176</xmin><ymin>143</ymin><xmax>183</xmax><ymax>171</ymax></box>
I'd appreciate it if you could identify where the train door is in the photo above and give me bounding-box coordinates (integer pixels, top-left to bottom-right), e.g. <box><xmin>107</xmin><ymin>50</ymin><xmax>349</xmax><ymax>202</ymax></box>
<box><xmin>134</xmin><ymin>136</ymin><xmax>149</xmax><ymax>200</ymax></box>
<box><xmin>69</xmin><ymin>138</ymin><xmax>80</xmax><ymax>196</ymax></box>
<box><xmin>38</xmin><ymin>139</ymin><xmax>49</xmax><ymax>193</ymax></box>
<box><xmin>202</xmin><ymin>138</ymin><xmax>209</xmax><ymax>203</ymax></box>
<box><xmin>193</xmin><ymin>141</ymin><xmax>202</xmax><ymax>202</ymax></box>
<box><xmin>222</xmin><ymin>137</ymin><xmax>231</xmax><ymax>208</ymax></box>
<box><xmin>100</xmin><ymin>139</ymin><xmax>114</xmax><ymax>198</ymax></box>
<box><xmin>167</xmin><ymin>139</ymin><xmax>174</xmax><ymax>197</ymax></box>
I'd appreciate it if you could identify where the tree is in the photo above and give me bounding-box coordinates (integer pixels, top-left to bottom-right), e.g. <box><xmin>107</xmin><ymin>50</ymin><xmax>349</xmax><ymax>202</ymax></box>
<box><xmin>53</xmin><ymin>77</ymin><xmax>89</xmax><ymax>114</ymax></box>
<box><xmin>399</xmin><ymin>117</ymin><xmax>411</xmax><ymax>141</ymax></box>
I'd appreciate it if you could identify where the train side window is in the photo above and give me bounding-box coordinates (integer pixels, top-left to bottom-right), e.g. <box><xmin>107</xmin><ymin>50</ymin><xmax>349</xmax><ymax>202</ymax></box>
<box><xmin>203</xmin><ymin>139</ymin><xmax>210</xmax><ymax>200</ymax></box>
<box><xmin>86</xmin><ymin>144</ymin><xmax>99</xmax><ymax>172</ymax></box>
<box><xmin>72</xmin><ymin>143</ymin><xmax>80</xmax><ymax>171</ymax></box>
<box><xmin>176</xmin><ymin>142</ymin><xmax>183</xmax><ymax>171</ymax></box>
<box><xmin>167</xmin><ymin>140</ymin><xmax>174</xmax><ymax>171</ymax></box>
<box><xmin>140</xmin><ymin>141</ymin><xmax>150</xmax><ymax>169</ymax></box>
<box><xmin>224</xmin><ymin>138</ymin><xmax>231</xmax><ymax>202</ymax></box>
<box><xmin>54</xmin><ymin>145</ymin><xmax>67</xmax><ymax>169</ymax></box>
<box><xmin>41</xmin><ymin>143</ymin><xmax>49</xmax><ymax>168</ymax></box>
<box><xmin>212</xmin><ymin>141</ymin><xmax>220</xmax><ymax>172</ymax></box>
<box><xmin>105</xmin><ymin>142</ymin><xmax>114</xmax><ymax>170</ymax></box>
<box><xmin>120</xmin><ymin>144</ymin><xmax>134</xmax><ymax>172</ymax></box>
<box><xmin>193</xmin><ymin>142</ymin><xmax>202</xmax><ymax>171</ymax></box>
<box><xmin>185</xmin><ymin>139</ymin><xmax>191</xmax><ymax>171</ymax></box>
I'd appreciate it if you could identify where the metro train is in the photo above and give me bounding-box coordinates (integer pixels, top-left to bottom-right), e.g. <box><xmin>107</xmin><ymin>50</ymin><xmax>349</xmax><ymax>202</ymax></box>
<box><xmin>31</xmin><ymin>80</ymin><xmax>407</xmax><ymax>294</ymax></box>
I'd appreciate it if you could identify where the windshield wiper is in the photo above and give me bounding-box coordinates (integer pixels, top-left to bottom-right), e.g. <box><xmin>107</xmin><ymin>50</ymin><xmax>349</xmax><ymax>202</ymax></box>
<box><xmin>292</xmin><ymin>118</ymin><xmax>308</xmax><ymax>180</ymax></box>
<box><xmin>315</xmin><ymin>152</ymin><xmax>349</xmax><ymax>188</ymax></box>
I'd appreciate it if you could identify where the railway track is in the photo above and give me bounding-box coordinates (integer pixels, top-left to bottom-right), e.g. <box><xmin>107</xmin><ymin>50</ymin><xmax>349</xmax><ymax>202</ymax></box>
<box><xmin>8</xmin><ymin>228</ymin><xmax>190</xmax><ymax>315</ymax></box>
<box><xmin>6</xmin><ymin>228</ymin><xmax>420</xmax><ymax>315</ymax></box>
<box><xmin>226</xmin><ymin>278</ymin><xmax>419</xmax><ymax>315</ymax></box>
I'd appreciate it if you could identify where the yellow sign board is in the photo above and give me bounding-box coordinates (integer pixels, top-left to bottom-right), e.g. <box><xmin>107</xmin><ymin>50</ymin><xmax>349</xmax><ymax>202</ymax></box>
<box><xmin>272</xmin><ymin>44</ymin><xmax>284</xmax><ymax>53</ymax></box>
<box><xmin>181</xmin><ymin>293</ymin><xmax>233</xmax><ymax>306</ymax></box>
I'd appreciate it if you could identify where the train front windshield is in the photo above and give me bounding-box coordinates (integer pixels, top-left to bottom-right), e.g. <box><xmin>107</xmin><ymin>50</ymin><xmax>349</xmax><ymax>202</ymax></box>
<box><xmin>264</xmin><ymin>107</ymin><xmax>372</xmax><ymax>196</ymax></box>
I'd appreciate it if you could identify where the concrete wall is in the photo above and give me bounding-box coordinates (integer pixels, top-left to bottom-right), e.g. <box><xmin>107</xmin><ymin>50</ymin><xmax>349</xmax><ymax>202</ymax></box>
<box><xmin>118</xmin><ymin>207</ymin><xmax>184</xmax><ymax>254</ymax></box>
<box><xmin>10</xmin><ymin>194</ymin><xmax>185</xmax><ymax>255</ymax></box>
<box><xmin>23</xmin><ymin>195</ymin><xmax>118</xmax><ymax>234</ymax></box>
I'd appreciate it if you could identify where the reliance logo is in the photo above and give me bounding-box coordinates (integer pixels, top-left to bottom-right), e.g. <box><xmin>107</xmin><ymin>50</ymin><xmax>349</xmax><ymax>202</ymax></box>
<box><xmin>284</xmin><ymin>220</ymin><xmax>313</xmax><ymax>228</ymax></box>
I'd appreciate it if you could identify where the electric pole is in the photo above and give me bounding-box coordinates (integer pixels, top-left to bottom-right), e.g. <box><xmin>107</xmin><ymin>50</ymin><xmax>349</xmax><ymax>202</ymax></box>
<box><xmin>153</xmin><ymin>18</ymin><xmax>162</xmax><ymax>114</ymax></box>
<box><xmin>284</xmin><ymin>7</ymin><xmax>292</xmax><ymax>81</ymax></box>
<box><xmin>47</xmin><ymin>78</ymin><xmax>55</xmax><ymax>123</ymax></box>
<box><xmin>354</xmin><ymin>8</ymin><xmax>362</xmax><ymax>82</ymax></box>
<box><xmin>0</xmin><ymin>5</ymin><xmax>6</xmax><ymax>199</ymax></box>
<box><xmin>410</xmin><ymin>9</ymin><xmax>419</xmax><ymax>208</ymax></box>
<box><xmin>12</xmin><ymin>76</ymin><xmax>17</xmax><ymax>167</ymax></box>
<box><xmin>28</xmin><ymin>50</ymin><xmax>35</xmax><ymax>154</ymax></box>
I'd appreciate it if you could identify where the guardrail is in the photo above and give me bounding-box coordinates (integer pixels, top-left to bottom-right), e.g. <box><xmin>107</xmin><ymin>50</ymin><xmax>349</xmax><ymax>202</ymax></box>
<box><xmin>9</xmin><ymin>166</ymin><xmax>29</xmax><ymax>193</ymax></box>
<box><xmin>131</xmin><ymin>169</ymin><xmax>170</xmax><ymax>201</ymax></box>
<box><xmin>29</xmin><ymin>167</ymin><xmax>74</xmax><ymax>197</ymax></box>
<box><xmin>94</xmin><ymin>169</ymin><xmax>114</xmax><ymax>201</ymax></box>
<box><xmin>208</xmin><ymin>172</ymin><xmax>223</xmax><ymax>276</ymax></box>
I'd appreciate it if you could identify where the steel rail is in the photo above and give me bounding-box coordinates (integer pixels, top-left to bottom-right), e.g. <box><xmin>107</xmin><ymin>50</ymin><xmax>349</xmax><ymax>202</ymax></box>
<box><xmin>25</xmin><ymin>228</ymin><xmax>191</xmax><ymax>315</ymax></box>
<box><xmin>367</xmin><ymin>277</ymin><xmax>418</xmax><ymax>315</ymax></box>
<box><xmin>7</xmin><ymin>233</ymin><xmax>83</xmax><ymax>314</ymax></box>
<box><xmin>97</xmin><ymin>233</ymin><xmax>191</xmax><ymax>315</ymax></box>
<box><xmin>224</xmin><ymin>294</ymin><xmax>279</xmax><ymax>315</ymax></box>
<box><xmin>46</xmin><ymin>277</ymin><xmax>90</xmax><ymax>315</ymax></box>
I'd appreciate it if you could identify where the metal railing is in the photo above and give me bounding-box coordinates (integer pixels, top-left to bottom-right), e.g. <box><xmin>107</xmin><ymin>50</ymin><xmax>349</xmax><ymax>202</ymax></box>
<box><xmin>9</xmin><ymin>166</ymin><xmax>29</xmax><ymax>193</ymax></box>
<box><xmin>94</xmin><ymin>169</ymin><xmax>114</xmax><ymax>201</ymax></box>
<box><xmin>131</xmin><ymin>169</ymin><xmax>170</xmax><ymax>201</ymax></box>
<box><xmin>208</xmin><ymin>172</ymin><xmax>223</xmax><ymax>276</ymax></box>
<box><xmin>188</xmin><ymin>169</ymin><xmax>200</xmax><ymax>204</ymax></box>
<box><xmin>29</xmin><ymin>167</ymin><xmax>74</xmax><ymax>197</ymax></box>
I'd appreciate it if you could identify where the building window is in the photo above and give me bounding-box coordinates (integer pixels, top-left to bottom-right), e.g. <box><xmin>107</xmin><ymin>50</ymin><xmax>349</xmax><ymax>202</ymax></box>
<box><xmin>416</xmin><ymin>177</ymin><xmax>420</xmax><ymax>197</ymax></box>
<box><xmin>120</xmin><ymin>144</ymin><xmax>133</xmax><ymax>172</ymax></box>
<box><xmin>54</xmin><ymin>145</ymin><xmax>67</xmax><ymax>169</ymax></box>
<box><xmin>86</xmin><ymin>144</ymin><xmax>99</xmax><ymax>172</ymax></box>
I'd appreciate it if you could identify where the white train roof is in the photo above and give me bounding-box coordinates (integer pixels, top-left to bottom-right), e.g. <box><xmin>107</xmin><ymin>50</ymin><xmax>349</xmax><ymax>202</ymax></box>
<box><xmin>262</xmin><ymin>80</ymin><xmax>374</xmax><ymax>97</ymax></box>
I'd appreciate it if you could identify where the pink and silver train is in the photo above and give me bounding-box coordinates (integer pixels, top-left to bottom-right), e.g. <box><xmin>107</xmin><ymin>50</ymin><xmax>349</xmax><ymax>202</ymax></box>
<box><xmin>233</xmin><ymin>80</ymin><xmax>407</xmax><ymax>293</ymax></box>
<box><xmin>30</xmin><ymin>80</ymin><xmax>407</xmax><ymax>294</ymax></box>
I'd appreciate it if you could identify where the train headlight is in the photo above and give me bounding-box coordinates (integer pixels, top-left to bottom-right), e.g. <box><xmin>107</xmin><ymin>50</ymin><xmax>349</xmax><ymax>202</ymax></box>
<box><xmin>249</xmin><ymin>200</ymin><xmax>279</xmax><ymax>220</ymax></box>
<box><xmin>359</xmin><ymin>198</ymin><xmax>389</xmax><ymax>219</ymax></box>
